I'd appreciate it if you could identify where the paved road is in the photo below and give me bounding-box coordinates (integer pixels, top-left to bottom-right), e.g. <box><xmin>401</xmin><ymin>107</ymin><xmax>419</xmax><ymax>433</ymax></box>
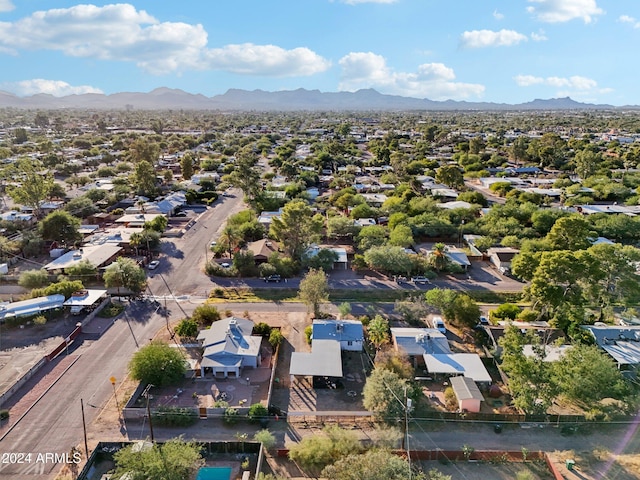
<box><xmin>146</xmin><ymin>189</ymin><xmax>246</xmax><ymax>298</ymax></box>
<box><xmin>0</xmin><ymin>302</ymin><xmax>165</xmax><ymax>479</ymax></box>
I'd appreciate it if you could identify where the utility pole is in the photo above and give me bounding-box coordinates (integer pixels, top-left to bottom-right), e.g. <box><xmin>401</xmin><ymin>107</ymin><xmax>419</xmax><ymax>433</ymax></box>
<box><xmin>80</xmin><ymin>399</ymin><xmax>89</xmax><ymax>459</ymax></box>
<box><xmin>143</xmin><ymin>384</ymin><xmax>155</xmax><ymax>442</ymax></box>
<box><xmin>401</xmin><ymin>386</ymin><xmax>413</xmax><ymax>478</ymax></box>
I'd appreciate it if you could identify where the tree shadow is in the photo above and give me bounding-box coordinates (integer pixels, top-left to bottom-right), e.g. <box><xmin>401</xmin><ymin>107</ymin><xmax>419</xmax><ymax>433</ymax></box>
<box><xmin>161</xmin><ymin>241</ymin><xmax>184</xmax><ymax>259</ymax></box>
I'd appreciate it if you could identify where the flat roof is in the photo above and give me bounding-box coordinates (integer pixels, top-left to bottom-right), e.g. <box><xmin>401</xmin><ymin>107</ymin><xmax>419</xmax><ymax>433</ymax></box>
<box><xmin>391</xmin><ymin>328</ymin><xmax>450</xmax><ymax>356</ymax></box>
<box><xmin>423</xmin><ymin>353</ymin><xmax>492</xmax><ymax>383</ymax></box>
<box><xmin>289</xmin><ymin>340</ymin><xmax>343</xmax><ymax>377</ymax></box>
<box><xmin>44</xmin><ymin>245</ymin><xmax>123</xmax><ymax>271</ymax></box>
<box><xmin>63</xmin><ymin>289</ymin><xmax>108</xmax><ymax>307</ymax></box>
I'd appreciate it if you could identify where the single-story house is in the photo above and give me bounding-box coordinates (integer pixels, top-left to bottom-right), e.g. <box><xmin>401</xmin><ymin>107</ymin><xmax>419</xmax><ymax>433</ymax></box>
<box><xmin>391</xmin><ymin>327</ymin><xmax>450</xmax><ymax>367</ymax></box>
<box><xmin>245</xmin><ymin>239</ymin><xmax>280</xmax><ymax>263</ymax></box>
<box><xmin>63</xmin><ymin>289</ymin><xmax>107</xmax><ymax>315</ymax></box>
<box><xmin>197</xmin><ymin>317</ymin><xmax>262</xmax><ymax>378</ymax></box>
<box><xmin>450</xmin><ymin>375</ymin><xmax>484</xmax><ymax>413</ymax></box>
<box><xmin>115</xmin><ymin>213</ymin><xmax>166</xmax><ymax>228</ymax></box>
<box><xmin>581</xmin><ymin>324</ymin><xmax>640</xmax><ymax>368</ymax></box>
<box><xmin>436</xmin><ymin>200</ymin><xmax>473</xmax><ymax>210</ymax></box>
<box><xmin>257</xmin><ymin>209</ymin><xmax>283</xmax><ymax>229</ymax></box>
<box><xmin>305</xmin><ymin>245</ymin><xmax>349</xmax><ymax>270</ymax></box>
<box><xmin>43</xmin><ymin>245</ymin><xmax>123</xmax><ymax>273</ymax></box>
<box><xmin>0</xmin><ymin>294</ymin><xmax>65</xmax><ymax>323</ymax></box>
<box><xmin>312</xmin><ymin>319</ymin><xmax>363</xmax><ymax>352</ymax></box>
<box><xmin>360</xmin><ymin>193</ymin><xmax>388</xmax><ymax>207</ymax></box>
<box><xmin>0</xmin><ymin>210</ymin><xmax>35</xmax><ymax>224</ymax></box>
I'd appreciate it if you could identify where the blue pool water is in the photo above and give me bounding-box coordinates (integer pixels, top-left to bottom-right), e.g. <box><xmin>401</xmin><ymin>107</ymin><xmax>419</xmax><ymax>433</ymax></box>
<box><xmin>196</xmin><ymin>467</ymin><xmax>233</xmax><ymax>480</ymax></box>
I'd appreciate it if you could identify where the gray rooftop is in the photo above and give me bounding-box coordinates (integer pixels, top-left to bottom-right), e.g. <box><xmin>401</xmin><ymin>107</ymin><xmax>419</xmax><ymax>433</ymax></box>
<box><xmin>423</xmin><ymin>353</ymin><xmax>492</xmax><ymax>383</ymax></box>
<box><xmin>391</xmin><ymin>328</ymin><xmax>451</xmax><ymax>356</ymax></box>
<box><xmin>450</xmin><ymin>375</ymin><xmax>484</xmax><ymax>402</ymax></box>
<box><xmin>290</xmin><ymin>340</ymin><xmax>343</xmax><ymax>377</ymax></box>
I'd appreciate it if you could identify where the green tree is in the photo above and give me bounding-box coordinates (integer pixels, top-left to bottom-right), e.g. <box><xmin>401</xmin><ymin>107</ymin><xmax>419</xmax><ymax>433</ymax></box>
<box><xmin>288</xmin><ymin>425</ymin><xmax>362</xmax><ymax>471</ymax></box>
<box><xmin>498</xmin><ymin>324</ymin><xmax>557</xmax><ymax>414</ymax></box>
<box><xmin>389</xmin><ymin>224</ymin><xmax>414</xmax><ymax>248</ymax></box>
<box><xmin>363</xmin><ymin>368</ymin><xmax>412</xmax><ymax>422</ymax></box>
<box><xmin>111</xmin><ymin>437</ymin><xmax>204</xmax><ymax>480</ymax></box>
<box><xmin>65</xmin><ymin>259</ymin><xmax>98</xmax><ymax>281</ymax></box>
<box><xmin>128</xmin><ymin>138</ymin><xmax>160</xmax><ymax>164</ymax></box>
<box><xmin>64</xmin><ymin>196</ymin><xmax>98</xmax><ymax>218</ymax></box>
<box><xmin>228</xmin><ymin>150</ymin><xmax>261</xmax><ymax>201</ymax></box>
<box><xmin>103</xmin><ymin>257</ymin><xmax>147</xmax><ymax>294</ymax></box>
<box><xmin>128</xmin><ymin>341</ymin><xmax>187</xmax><ymax>387</ymax></box>
<box><xmin>174</xmin><ymin>318</ymin><xmax>199</xmax><ymax>338</ymax></box>
<box><xmin>18</xmin><ymin>269</ymin><xmax>51</xmax><ymax>289</ymax></box>
<box><xmin>435</xmin><ymin>165</ymin><xmax>464</xmax><ymax>188</ymax></box>
<box><xmin>430</xmin><ymin>243</ymin><xmax>448</xmax><ymax>272</ymax></box>
<box><xmin>424</xmin><ymin>288</ymin><xmax>459</xmax><ymax>321</ymax></box>
<box><xmin>133</xmin><ymin>160</ymin><xmax>158</xmax><ymax>197</ymax></box>
<box><xmin>7</xmin><ymin>158</ymin><xmax>54</xmax><ymax>216</ymax></box>
<box><xmin>144</xmin><ymin>215</ymin><xmax>168</xmax><ymax>233</ymax></box>
<box><xmin>303</xmin><ymin>248</ymin><xmax>338</xmax><ymax>272</ymax></box>
<box><xmin>364</xmin><ymin>246</ymin><xmax>413</xmax><ymax>276</ymax></box>
<box><xmin>321</xmin><ymin>449</ymin><xmax>421</xmax><ymax>480</ymax></box>
<box><xmin>357</xmin><ymin>225</ymin><xmax>388</xmax><ymax>251</ymax></box>
<box><xmin>545</xmin><ymin>215</ymin><xmax>595</xmax><ymax>251</ymax></box>
<box><xmin>253</xmin><ymin>429</ymin><xmax>276</xmax><ymax>451</ymax></box>
<box><xmin>328</xmin><ymin>215</ymin><xmax>359</xmax><ymax>239</ymax></box>
<box><xmin>40</xmin><ymin>210</ymin><xmax>81</xmax><ymax>246</ymax></box>
<box><xmin>180</xmin><ymin>152</ymin><xmax>194</xmax><ymax>180</ymax></box>
<box><xmin>367</xmin><ymin>315</ymin><xmax>390</xmax><ymax>350</ymax></box>
<box><xmin>270</xmin><ymin>200</ymin><xmax>323</xmax><ymax>261</ymax></box>
<box><xmin>298</xmin><ymin>268</ymin><xmax>329</xmax><ymax>317</ymax></box>
<box><xmin>552</xmin><ymin>344</ymin><xmax>629</xmax><ymax>407</ymax></box>
<box><xmin>191</xmin><ymin>304</ymin><xmax>221</xmax><ymax>326</ymax></box>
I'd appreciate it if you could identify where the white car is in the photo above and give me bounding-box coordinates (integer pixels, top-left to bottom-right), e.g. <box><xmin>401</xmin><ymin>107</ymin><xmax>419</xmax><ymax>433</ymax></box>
<box><xmin>147</xmin><ymin>260</ymin><xmax>160</xmax><ymax>270</ymax></box>
<box><xmin>432</xmin><ymin>316</ymin><xmax>446</xmax><ymax>334</ymax></box>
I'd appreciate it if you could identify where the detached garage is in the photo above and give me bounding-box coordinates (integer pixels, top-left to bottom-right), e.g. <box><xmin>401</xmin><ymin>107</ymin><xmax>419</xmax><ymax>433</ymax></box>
<box><xmin>450</xmin><ymin>375</ymin><xmax>484</xmax><ymax>413</ymax></box>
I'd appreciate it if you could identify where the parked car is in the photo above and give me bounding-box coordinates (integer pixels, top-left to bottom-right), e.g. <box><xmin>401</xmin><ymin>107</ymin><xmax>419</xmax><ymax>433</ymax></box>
<box><xmin>147</xmin><ymin>260</ymin><xmax>160</xmax><ymax>270</ymax></box>
<box><xmin>174</xmin><ymin>211</ymin><xmax>187</xmax><ymax>217</ymax></box>
<box><xmin>220</xmin><ymin>262</ymin><xmax>231</xmax><ymax>268</ymax></box>
<box><xmin>210</xmin><ymin>240</ymin><xmax>217</xmax><ymax>247</ymax></box>
<box><xmin>432</xmin><ymin>316</ymin><xmax>446</xmax><ymax>334</ymax></box>
<box><xmin>411</xmin><ymin>276</ymin><xmax>431</xmax><ymax>285</ymax></box>
<box><xmin>479</xmin><ymin>316</ymin><xmax>489</xmax><ymax>325</ymax></box>
<box><xmin>264</xmin><ymin>274</ymin><xmax>282</xmax><ymax>283</ymax></box>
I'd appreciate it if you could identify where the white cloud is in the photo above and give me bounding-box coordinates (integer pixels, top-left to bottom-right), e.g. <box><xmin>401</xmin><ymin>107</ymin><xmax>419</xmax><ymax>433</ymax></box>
<box><xmin>203</xmin><ymin>44</ymin><xmax>330</xmax><ymax>76</ymax></box>
<box><xmin>530</xmin><ymin>30</ymin><xmax>548</xmax><ymax>41</ymax></box>
<box><xmin>527</xmin><ymin>0</ymin><xmax>603</xmax><ymax>23</ymax></box>
<box><xmin>338</xmin><ymin>52</ymin><xmax>484</xmax><ymax>100</ymax></box>
<box><xmin>514</xmin><ymin>74</ymin><xmax>608</xmax><ymax>98</ymax></box>
<box><xmin>1</xmin><ymin>79</ymin><xmax>103</xmax><ymax>97</ymax></box>
<box><xmin>493</xmin><ymin>10</ymin><xmax>504</xmax><ymax>20</ymax></box>
<box><xmin>0</xmin><ymin>0</ymin><xmax>14</xmax><ymax>13</ymax></box>
<box><xmin>619</xmin><ymin>15</ymin><xmax>640</xmax><ymax>28</ymax></box>
<box><xmin>0</xmin><ymin>3</ymin><xmax>330</xmax><ymax>76</ymax></box>
<box><xmin>460</xmin><ymin>29</ymin><xmax>528</xmax><ymax>48</ymax></box>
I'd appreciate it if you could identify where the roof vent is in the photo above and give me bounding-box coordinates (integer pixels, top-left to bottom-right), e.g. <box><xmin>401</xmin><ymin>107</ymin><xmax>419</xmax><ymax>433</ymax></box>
<box><xmin>229</xmin><ymin>318</ymin><xmax>238</xmax><ymax>327</ymax></box>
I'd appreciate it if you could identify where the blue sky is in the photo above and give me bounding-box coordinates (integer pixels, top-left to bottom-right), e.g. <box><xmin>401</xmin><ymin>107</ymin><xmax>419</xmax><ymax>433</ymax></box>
<box><xmin>0</xmin><ymin>0</ymin><xmax>637</xmax><ymax>104</ymax></box>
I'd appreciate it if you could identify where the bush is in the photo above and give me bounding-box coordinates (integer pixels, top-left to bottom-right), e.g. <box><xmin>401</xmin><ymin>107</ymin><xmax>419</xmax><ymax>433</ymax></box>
<box><xmin>0</xmin><ymin>409</ymin><xmax>9</xmax><ymax>420</ymax></box>
<box><xmin>32</xmin><ymin>279</ymin><xmax>84</xmax><ymax>299</ymax></box>
<box><xmin>444</xmin><ymin>387</ymin><xmax>457</xmax><ymax>411</ymax></box>
<box><xmin>18</xmin><ymin>269</ymin><xmax>51</xmax><ymax>289</ymax></box>
<box><xmin>517</xmin><ymin>308</ymin><xmax>538</xmax><ymax>322</ymax></box>
<box><xmin>98</xmin><ymin>302</ymin><xmax>125</xmax><ymax>318</ymax></box>
<box><xmin>304</xmin><ymin>325</ymin><xmax>312</xmax><ymax>345</ymax></box>
<box><xmin>253</xmin><ymin>429</ymin><xmax>276</xmax><ymax>450</ymax></box>
<box><xmin>490</xmin><ymin>303</ymin><xmax>521</xmax><ymax>321</ymax></box>
<box><xmin>174</xmin><ymin>318</ymin><xmax>199</xmax><ymax>338</ymax></box>
<box><xmin>33</xmin><ymin>315</ymin><xmax>47</xmax><ymax>326</ymax></box>
<box><xmin>248</xmin><ymin>403</ymin><xmax>269</xmax><ymax>423</ymax></box>
<box><xmin>224</xmin><ymin>407</ymin><xmax>239</xmax><ymax>425</ymax></box>
<box><xmin>128</xmin><ymin>341</ymin><xmax>187</xmax><ymax>387</ymax></box>
<box><xmin>269</xmin><ymin>329</ymin><xmax>284</xmax><ymax>348</ymax></box>
<box><xmin>205</xmin><ymin>262</ymin><xmax>238</xmax><ymax>277</ymax></box>
<box><xmin>152</xmin><ymin>407</ymin><xmax>198</xmax><ymax>427</ymax></box>
<box><xmin>191</xmin><ymin>304</ymin><xmax>221</xmax><ymax>326</ymax></box>
<box><xmin>253</xmin><ymin>322</ymin><xmax>272</xmax><ymax>336</ymax></box>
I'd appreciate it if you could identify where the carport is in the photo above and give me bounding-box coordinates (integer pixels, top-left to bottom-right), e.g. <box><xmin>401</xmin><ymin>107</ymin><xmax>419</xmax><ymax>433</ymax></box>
<box><xmin>289</xmin><ymin>340</ymin><xmax>343</xmax><ymax>384</ymax></box>
<box><xmin>423</xmin><ymin>353</ymin><xmax>492</xmax><ymax>384</ymax></box>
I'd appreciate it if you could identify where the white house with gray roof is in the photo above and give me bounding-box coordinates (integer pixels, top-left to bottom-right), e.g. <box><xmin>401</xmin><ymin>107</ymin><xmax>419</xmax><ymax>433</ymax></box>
<box><xmin>197</xmin><ymin>317</ymin><xmax>262</xmax><ymax>378</ymax></box>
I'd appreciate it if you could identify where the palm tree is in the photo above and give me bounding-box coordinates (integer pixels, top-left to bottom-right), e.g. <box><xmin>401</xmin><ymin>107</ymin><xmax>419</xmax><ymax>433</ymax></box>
<box><xmin>367</xmin><ymin>315</ymin><xmax>390</xmax><ymax>351</ymax></box>
<box><xmin>219</xmin><ymin>226</ymin><xmax>242</xmax><ymax>259</ymax></box>
<box><xmin>431</xmin><ymin>242</ymin><xmax>448</xmax><ymax>272</ymax></box>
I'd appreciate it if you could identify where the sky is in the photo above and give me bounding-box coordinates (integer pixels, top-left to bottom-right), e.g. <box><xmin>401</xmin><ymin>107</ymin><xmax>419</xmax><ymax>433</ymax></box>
<box><xmin>0</xmin><ymin>0</ymin><xmax>638</xmax><ymax>105</ymax></box>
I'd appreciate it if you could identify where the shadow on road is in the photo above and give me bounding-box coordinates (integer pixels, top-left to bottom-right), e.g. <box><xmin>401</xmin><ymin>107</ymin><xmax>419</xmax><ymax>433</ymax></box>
<box><xmin>162</xmin><ymin>241</ymin><xmax>184</xmax><ymax>260</ymax></box>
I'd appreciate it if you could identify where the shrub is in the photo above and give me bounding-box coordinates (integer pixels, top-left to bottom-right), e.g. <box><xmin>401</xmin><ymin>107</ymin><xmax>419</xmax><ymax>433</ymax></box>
<box><xmin>253</xmin><ymin>429</ymin><xmax>276</xmax><ymax>450</ymax></box>
<box><xmin>224</xmin><ymin>407</ymin><xmax>239</xmax><ymax>425</ymax></box>
<box><xmin>490</xmin><ymin>303</ymin><xmax>521</xmax><ymax>321</ymax></box>
<box><xmin>33</xmin><ymin>315</ymin><xmax>47</xmax><ymax>326</ymax></box>
<box><xmin>152</xmin><ymin>407</ymin><xmax>198</xmax><ymax>427</ymax></box>
<box><xmin>191</xmin><ymin>304</ymin><xmax>221</xmax><ymax>326</ymax></box>
<box><xmin>248</xmin><ymin>403</ymin><xmax>269</xmax><ymax>423</ymax></box>
<box><xmin>444</xmin><ymin>387</ymin><xmax>457</xmax><ymax>411</ymax></box>
<box><xmin>0</xmin><ymin>409</ymin><xmax>9</xmax><ymax>420</ymax></box>
<box><xmin>517</xmin><ymin>309</ymin><xmax>538</xmax><ymax>323</ymax></box>
<box><xmin>98</xmin><ymin>302</ymin><xmax>125</xmax><ymax>318</ymax></box>
<box><xmin>269</xmin><ymin>329</ymin><xmax>284</xmax><ymax>348</ymax></box>
<box><xmin>253</xmin><ymin>322</ymin><xmax>272</xmax><ymax>336</ymax></box>
<box><xmin>174</xmin><ymin>318</ymin><xmax>199</xmax><ymax>338</ymax></box>
<box><xmin>18</xmin><ymin>269</ymin><xmax>51</xmax><ymax>289</ymax></box>
<box><xmin>304</xmin><ymin>325</ymin><xmax>312</xmax><ymax>345</ymax></box>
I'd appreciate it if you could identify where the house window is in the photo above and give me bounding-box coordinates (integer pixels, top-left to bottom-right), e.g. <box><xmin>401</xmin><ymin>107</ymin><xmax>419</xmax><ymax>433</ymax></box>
<box><xmin>347</xmin><ymin>341</ymin><xmax>353</xmax><ymax>346</ymax></box>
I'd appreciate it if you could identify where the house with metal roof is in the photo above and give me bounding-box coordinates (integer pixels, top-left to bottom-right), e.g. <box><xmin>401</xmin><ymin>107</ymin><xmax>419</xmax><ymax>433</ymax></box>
<box><xmin>581</xmin><ymin>324</ymin><xmax>640</xmax><ymax>368</ymax></box>
<box><xmin>196</xmin><ymin>317</ymin><xmax>262</xmax><ymax>378</ymax></box>
<box><xmin>450</xmin><ymin>375</ymin><xmax>485</xmax><ymax>413</ymax></box>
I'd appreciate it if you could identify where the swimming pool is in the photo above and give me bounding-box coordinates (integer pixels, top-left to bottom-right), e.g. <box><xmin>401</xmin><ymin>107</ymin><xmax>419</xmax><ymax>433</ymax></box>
<box><xmin>196</xmin><ymin>467</ymin><xmax>233</xmax><ymax>480</ymax></box>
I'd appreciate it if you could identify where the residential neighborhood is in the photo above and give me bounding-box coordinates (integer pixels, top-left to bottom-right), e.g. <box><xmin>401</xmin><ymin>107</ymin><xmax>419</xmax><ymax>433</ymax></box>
<box><xmin>0</xmin><ymin>105</ymin><xmax>639</xmax><ymax>480</ymax></box>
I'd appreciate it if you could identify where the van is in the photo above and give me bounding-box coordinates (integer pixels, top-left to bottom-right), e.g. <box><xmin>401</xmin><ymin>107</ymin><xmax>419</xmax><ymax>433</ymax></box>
<box><xmin>432</xmin><ymin>316</ymin><xmax>446</xmax><ymax>334</ymax></box>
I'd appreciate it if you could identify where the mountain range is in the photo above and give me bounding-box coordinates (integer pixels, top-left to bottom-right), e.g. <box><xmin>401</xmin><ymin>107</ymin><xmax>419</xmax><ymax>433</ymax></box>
<box><xmin>0</xmin><ymin>87</ymin><xmax>628</xmax><ymax>111</ymax></box>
